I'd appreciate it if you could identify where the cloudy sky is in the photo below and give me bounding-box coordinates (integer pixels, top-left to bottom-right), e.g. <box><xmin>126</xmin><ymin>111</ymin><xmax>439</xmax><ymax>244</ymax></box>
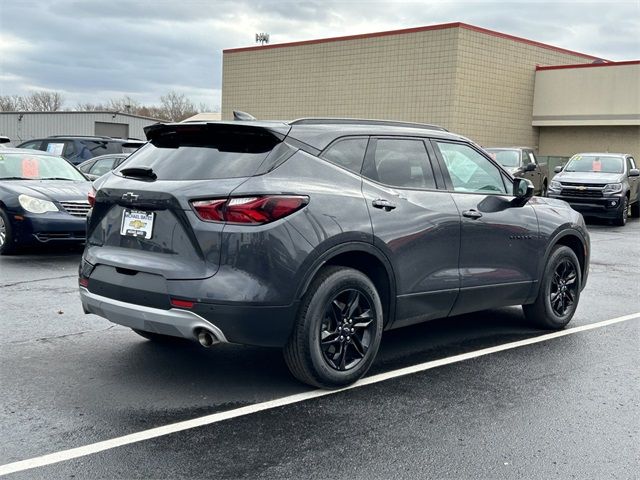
<box><xmin>0</xmin><ymin>0</ymin><xmax>638</xmax><ymax>110</ymax></box>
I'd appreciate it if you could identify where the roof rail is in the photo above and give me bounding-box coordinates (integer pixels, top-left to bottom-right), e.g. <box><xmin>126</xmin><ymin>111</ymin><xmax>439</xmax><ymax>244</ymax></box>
<box><xmin>289</xmin><ymin>118</ymin><xmax>448</xmax><ymax>132</ymax></box>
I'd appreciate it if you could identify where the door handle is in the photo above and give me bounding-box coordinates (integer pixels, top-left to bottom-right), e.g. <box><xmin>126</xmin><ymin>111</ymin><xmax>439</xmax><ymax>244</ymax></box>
<box><xmin>462</xmin><ymin>209</ymin><xmax>483</xmax><ymax>219</ymax></box>
<box><xmin>372</xmin><ymin>199</ymin><xmax>397</xmax><ymax>211</ymax></box>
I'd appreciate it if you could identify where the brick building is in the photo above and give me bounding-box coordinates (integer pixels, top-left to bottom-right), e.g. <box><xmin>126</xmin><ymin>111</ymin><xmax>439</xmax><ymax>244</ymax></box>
<box><xmin>221</xmin><ymin>22</ymin><xmax>639</xmax><ymax>160</ymax></box>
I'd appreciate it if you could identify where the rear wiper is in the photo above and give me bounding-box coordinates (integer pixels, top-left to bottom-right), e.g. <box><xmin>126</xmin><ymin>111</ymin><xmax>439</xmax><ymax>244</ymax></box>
<box><xmin>0</xmin><ymin>176</ymin><xmax>31</xmax><ymax>180</ymax></box>
<box><xmin>41</xmin><ymin>177</ymin><xmax>74</xmax><ymax>181</ymax></box>
<box><xmin>120</xmin><ymin>166</ymin><xmax>157</xmax><ymax>181</ymax></box>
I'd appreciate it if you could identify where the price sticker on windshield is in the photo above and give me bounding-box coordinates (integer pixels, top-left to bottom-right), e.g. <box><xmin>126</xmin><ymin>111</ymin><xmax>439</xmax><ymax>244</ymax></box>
<box><xmin>120</xmin><ymin>210</ymin><xmax>155</xmax><ymax>239</ymax></box>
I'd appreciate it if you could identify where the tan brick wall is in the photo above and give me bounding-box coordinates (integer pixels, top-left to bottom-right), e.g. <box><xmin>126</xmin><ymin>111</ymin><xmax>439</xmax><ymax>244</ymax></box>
<box><xmin>222</xmin><ymin>28</ymin><xmax>460</xmax><ymax>128</ymax></box>
<box><xmin>222</xmin><ymin>25</ymin><xmax>595</xmax><ymax>148</ymax></box>
<box><xmin>539</xmin><ymin>126</ymin><xmax>640</xmax><ymax>160</ymax></box>
<box><xmin>451</xmin><ymin>29</ymin><xmax>594</xmax><ymax>149</ymax></box>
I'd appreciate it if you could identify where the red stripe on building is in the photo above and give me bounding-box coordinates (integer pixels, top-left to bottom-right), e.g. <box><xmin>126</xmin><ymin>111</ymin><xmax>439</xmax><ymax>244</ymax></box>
<box><xmin>223</xmin><ymin>22</ymin><xmax>604</xmax><ymax>61</ymax></box>
<box><xmin>536</xmin><ymin>60</ymin><xmax>640</xmax><ymax>71</ymax></box>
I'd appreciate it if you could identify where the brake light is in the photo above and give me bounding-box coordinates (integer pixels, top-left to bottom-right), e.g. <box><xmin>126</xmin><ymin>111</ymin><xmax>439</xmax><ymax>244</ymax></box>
<box><xmin>88</xmin><ymin>186</ymin><xmax>96</xmax><ymax>207</ymax></box>
<box><xmin>191</xmin><ymin>196</ymin><xmax>309</xmax><ymax>224</ymax></box>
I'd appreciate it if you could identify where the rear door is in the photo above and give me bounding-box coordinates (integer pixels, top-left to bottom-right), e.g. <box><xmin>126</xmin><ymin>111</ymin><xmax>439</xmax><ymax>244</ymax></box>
<box><xmin>361</xmin><ymin>136</ymin><xmax>460</xmax><ymax>328</ymax></box>
<box><xmin>432</xmin><ymin>140</ymin><xmax>541</xmax><ymax>315</ymax></box>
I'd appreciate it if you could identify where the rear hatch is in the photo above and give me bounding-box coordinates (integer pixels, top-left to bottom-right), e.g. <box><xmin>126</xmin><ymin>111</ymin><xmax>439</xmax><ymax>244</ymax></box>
<box><xmin>85</xmin><ymin>122</ymin><xmax>292</xmax><ymax>280</ymax></box>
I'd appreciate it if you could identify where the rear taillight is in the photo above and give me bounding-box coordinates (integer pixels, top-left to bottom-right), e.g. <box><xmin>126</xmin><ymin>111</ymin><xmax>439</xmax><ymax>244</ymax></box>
<box><xmin>191</xmin><ymin>195</ymin><xmax>309</xmax><ymax>225</ymax></box>
<box><xmin>88</xmin><ymin>186</ymin><xmax>96</xmax><ymax>207</ymax></box>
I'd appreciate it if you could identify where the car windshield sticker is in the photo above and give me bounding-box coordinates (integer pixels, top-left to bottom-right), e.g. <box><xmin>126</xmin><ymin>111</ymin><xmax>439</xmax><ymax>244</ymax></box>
<box><xmin>46</xmin><ymin>142</ymin><xmax>65</xmax><ymax>156</ymax></box>
<box><xmin>592</xmin><ymin>158</ymin><xmax>601</xmax><ymax>172</ymax></box>
<box><xmin>22</xmin><ymin>157</ymin><xmax>39</xmax><ymax>177</ymax></box>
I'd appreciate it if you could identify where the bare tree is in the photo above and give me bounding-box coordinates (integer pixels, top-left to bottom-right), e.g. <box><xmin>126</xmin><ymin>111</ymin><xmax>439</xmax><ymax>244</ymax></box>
<box><xmin>160</xmin><ymin>91</ymin><xmax>198</xmax><ymax>121</ymax></box>
<box><xmin>25</xmin><ymin>91</ymin><xmax>64</xmax><ymax>111</ymax></box>
<box><xmin>0</xmin><ymin>94</ymin><xmax>25</xmax><ymax>111</ymax></box>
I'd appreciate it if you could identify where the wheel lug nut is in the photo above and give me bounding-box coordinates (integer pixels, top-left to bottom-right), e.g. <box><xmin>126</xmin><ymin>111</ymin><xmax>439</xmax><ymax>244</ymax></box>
<box><xmin>339</xmin><ymin>336</ymin><xmax>344</xmax><ymax>341</ymax></box>
<box><xmin>351</xmin><ymin>328</ymin><xmax>355</xmax><ymax>333</ymax></box>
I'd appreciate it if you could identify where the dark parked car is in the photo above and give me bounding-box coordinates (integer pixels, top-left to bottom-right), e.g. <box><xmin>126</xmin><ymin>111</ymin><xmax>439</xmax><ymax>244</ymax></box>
<box><xmin>79</xmin><ymin>119</ymin><xmax>590</xmax><ymax>388</ymax></box>
<box><xmin>77</xmin><ymin>153</ymin><xmax>129</xmax><ymax>181</ymax></box>
<box><xmin>485</xmin><ymin>147</ymin><xmax>549</xmax><ymax>196</ymax></box>
<box><xmin>0</xmin><ymin>148</ymin><xmax>92</xmax><ymax>254</ymax></box>
<box><xmin>548</xmin><ymin>152</ymin><xmax>640</xmax><ymax>226</ymax></box>
<box><xmin>17</xmin><ymin>136</ymin><xmax>144</xmax><ymax>165</ymax></box>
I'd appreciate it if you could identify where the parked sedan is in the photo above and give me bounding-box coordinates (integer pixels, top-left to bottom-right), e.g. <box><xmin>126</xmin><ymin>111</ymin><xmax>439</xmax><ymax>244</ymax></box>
<box><xmin>0</xmin><ymin>148</ymin><xmax>92</xmax><ymax>254</ymax></box>
<box><xmin>77</xmin><ymin>153</ymin><xmax>129</xmax><ymax>181</ymax></box>
<box><xmin>79</xmin><ymin>119</ymin><xmax>590</xmax><ymax>388</ymax></box>
<box><xmin>548</xmin><ymin>152</ymin><xmax>640</xmax><ymax>226</ymax></box>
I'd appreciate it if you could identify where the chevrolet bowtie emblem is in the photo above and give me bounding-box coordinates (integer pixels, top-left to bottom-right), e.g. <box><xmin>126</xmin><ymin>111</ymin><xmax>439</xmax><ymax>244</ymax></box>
<box><xmin>577</xmin><ymin>186</ymin><xmax>586</xmax><ymax>190</ymax></box>
<box><xmin>130</xmin><ymin>220</ymin><xmax>146</xmax><ymax>229</ymax></box>
<box><xmin>122</xmin><ymin>192</ymin><xmax>139</xmax><ymax>201</ymax></box>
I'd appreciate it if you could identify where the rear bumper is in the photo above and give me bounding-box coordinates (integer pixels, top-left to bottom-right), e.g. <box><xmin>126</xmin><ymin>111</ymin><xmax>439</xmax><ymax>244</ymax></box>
<box><xmin>80</xmin><ymin>287</ymin><xmax>228</xmax><ymax>343</ymax></box>
<box><xmin>79</xmin><ymin>282</ymin><xmax>299</xmax><ymax>348</ymax></box>
<box><xmin>547</xmin><ymin>194</ymin><xmax>624</xmax><ymax>219</ymax></box>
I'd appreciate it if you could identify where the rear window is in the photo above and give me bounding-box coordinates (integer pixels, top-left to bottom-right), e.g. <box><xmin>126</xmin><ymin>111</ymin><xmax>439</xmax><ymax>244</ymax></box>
<box><xmin>116</xmin><ymin>127</ymin><xmax>286</xmax><ymax>180</ymax></box>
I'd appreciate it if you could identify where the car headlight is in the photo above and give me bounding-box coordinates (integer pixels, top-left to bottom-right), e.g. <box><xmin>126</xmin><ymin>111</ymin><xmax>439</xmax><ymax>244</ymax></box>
<box><xmin>18</xmin><ymin>194</ymin><xmax>59</xmax><ymax>214</ymax></box>
<box><xmin>549</xmin><ymin>180</ymin><xmax>562</xmax><ymax>190</ymax></box>
<box><xmin>603</xmin><ymin>183</ymin><xmax>623</xmax><ymax>194</ymax></box>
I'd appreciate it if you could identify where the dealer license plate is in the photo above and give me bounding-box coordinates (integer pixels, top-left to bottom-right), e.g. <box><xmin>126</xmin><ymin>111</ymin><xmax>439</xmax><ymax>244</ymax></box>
<box><xmin>120</xmin><ymin>210</ymin><xmax>155</xmax><ymax>239</ymax></box>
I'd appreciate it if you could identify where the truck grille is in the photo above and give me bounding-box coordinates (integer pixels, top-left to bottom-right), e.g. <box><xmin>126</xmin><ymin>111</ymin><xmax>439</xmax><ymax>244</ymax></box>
<box><xmin>560</xmin><ymin>187</ymin><xmax>603</xmax><ymax>198</ymax></box>
<box><xmin>60</xmin><ymin>201</ymin><xmax>91</xmax><ymax>217</ymax></box>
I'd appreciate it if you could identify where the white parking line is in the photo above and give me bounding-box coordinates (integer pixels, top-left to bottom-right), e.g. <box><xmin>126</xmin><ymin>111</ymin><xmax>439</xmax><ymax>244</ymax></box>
<box><xmin>1</xmin><ymin>312</ymin><xmax>638</xmax><ymax>477</ymax></box>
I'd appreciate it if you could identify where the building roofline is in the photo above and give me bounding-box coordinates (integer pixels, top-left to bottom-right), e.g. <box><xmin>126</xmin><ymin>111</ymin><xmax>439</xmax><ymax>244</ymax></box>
<box><xmin>223</xmin><ymin>21</ymin><xmax>604</xmax><ymax>61</ymax></box>
<box><xmin>0</xmin><ymin>110</ymin><xmax>164</xmax><ymax>122</ymax></box>
<box><xmin>536</xmin><ymin>60</ymin><xmax>640</xmax><ymax>71</ymax></box>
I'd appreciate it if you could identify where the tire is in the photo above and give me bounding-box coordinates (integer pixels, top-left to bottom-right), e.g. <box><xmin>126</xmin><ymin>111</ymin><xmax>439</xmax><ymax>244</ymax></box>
<box><xmin>0</xmin><ymin>208</ymin><xmax>16</xmax><ymax>255</ymax></box>
<box><xmin>613</xmin><ymin>196</ymin><xmax>629</xmax><ymax>226</ymax></box>
<box><xmin>284</xmin><ymin>266</ymin><xmax>384</xmax><ymax>389</ymax></box>
<box><xmin>523</xmin><ymin>245</ymin><xmax>581</xmax><ymax>329</ymax></box>
<box><xmin>131</xmin><ymin>328</ymin><xmax>185</xmax><ymax>343</ymax></box>
<box><xmin>540</xmin><ymin>181</ymin><xmax>548</xmax><ymax>197</ymax></box>
<box><xmin>630</xmin><ymin>198</ymin><xmax>640</xmax><ymax>218</ymax></box>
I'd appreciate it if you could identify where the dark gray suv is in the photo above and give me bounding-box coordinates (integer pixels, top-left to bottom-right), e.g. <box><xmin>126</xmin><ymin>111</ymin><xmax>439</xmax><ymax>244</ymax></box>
<box><xmin>79</xmin><ymin>119</ymin><xmax>590</xmax><ymax>388</ymax></box>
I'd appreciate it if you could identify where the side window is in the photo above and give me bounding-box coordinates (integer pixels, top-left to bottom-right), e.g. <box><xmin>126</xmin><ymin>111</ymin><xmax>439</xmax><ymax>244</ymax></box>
<box><xmin>627</xmin><ymin>157</ymin><xmax>636</xmax><ymax>171</ymax></box>
<box><xmin>436</xmin><ymin>141</ymin><xmax>508</xmax><ymax>194</ymax></box>
<box><xmin>365</xmin><ymin>138</ymin><xmax>436</xmax><ymax>189</ymax></box>
<box><xmin>63</xmin><ymin>141</ymin><xmax>77</xmax><ymax>158</ymax></box>
<box><xmin>322</xmin><ymin>138</ymin><xmax>367</xmax><ymax>173</ymax></box>
<box><xmin>90</xmin><ymin>158</ymin><xmax>116</xmax><ymax>176</ymax></box>
<box><xmin>19</xmin><ymin>141</ymin><xmax>42</xmax><ymax>150</ymax></box>
<box><xmin>522</xmin><ymin>150</ymin><xmax>532</xmax><ymax>165</ymax></box>
<box><xmin>526</xmin><ymin>151</ymin><xmax>537</xmax><ymax>164</ymax></box>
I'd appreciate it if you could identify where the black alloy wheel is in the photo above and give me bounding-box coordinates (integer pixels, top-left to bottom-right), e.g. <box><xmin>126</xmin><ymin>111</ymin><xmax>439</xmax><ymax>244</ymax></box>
<box><xmin>319</xmin><ymin>288</ymin><xmax>375</xmax><ymax>371</ymax></box>
<box><xmin>549</xmin><ymin>259</ymin><xmax>578</xmax><ymax>317</ymax></box>
<box><xmin>522</xmin><ymin>245</ymin><xmax>581</xmax><ymax>329</ymax></box>
<box><xmin>614</xmin><ymin>197</ymin><xmax>629</xmax><ymax>226</ymax></box>
<box><xmin>284</xmin><ymin>266</ymin><xmax>383</xmax><ymax>388</ymax></box>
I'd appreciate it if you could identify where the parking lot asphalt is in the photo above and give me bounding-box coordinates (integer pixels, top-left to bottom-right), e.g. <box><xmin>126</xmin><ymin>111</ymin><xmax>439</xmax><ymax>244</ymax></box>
<box><xmin>1</xmin><ymin>218</ymin><xmax>638</xmax><ymax>479</ymax></box>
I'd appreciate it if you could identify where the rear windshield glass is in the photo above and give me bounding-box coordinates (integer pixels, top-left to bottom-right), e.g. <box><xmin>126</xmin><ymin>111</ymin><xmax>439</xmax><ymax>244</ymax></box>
<box><xmin>485</xmin><ymin>149</ymin><xmax>520</xmax><ymax>168</ymax></box>
<box><xmin>116</xmin><ymin>127</ymin><xmax>282</xmax><ymax>180</ymax></box>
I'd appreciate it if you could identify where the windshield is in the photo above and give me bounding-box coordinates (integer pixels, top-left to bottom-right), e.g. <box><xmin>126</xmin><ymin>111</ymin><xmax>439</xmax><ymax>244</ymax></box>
<box><xmin>485</xmin><ymin>149</ymin><xmax>520</xmax><ymax>168</ymax></box>
<box><xmin>0</xmin><ymin>153</ymin><xmax>86</xmax><ymax>181</ymax></box>
<box><xmin>564</xmin><ymin>155</ymin><xmax>624</xmax><ymax>174</ymax></box>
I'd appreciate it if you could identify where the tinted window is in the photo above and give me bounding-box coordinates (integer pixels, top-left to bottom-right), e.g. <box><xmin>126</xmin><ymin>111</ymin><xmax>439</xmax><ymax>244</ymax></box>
<box><xmin>19</xmin><ymin>141</ymin><xmax>42</xmax><ymax>150</ymax></box>
<box><xmin>365</xmin><ymin>138</ymin><xmax>436</xmax><ymax>189</ymax></box>
<box><xmin>322</xmin><ymin>138</ymin><xmax>367</xmax><ymax>173</ymax></box>
<box><xmin>436</xmin><ymin>142</ymin><xmax>507</xmax><ymax>194</ymax></box>
<box><xmin>117</xmin><ymin>129</ymin><xmax>281</xmax><ymax>180</ymax></box>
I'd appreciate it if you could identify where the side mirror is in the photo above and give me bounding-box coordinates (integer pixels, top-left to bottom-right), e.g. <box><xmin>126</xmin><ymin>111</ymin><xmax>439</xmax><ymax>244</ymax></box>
<box><xmin>629</xmin><ymin>168</ymin><xmax>640</xmax><ymax>177</ymax></box>
<box><xmin>554</xmin><ymin>165</ymin><xmax>563</xmax><ymax>173</ymax></box>
<box><xmin>524</xmin><ymin>163</ymin><xmax>536</xmax><ymax>172</ymax></box>
<box><xmin>513</xmin><ymin>178</ymin><xmax>534</xmax><ymax>206</ymax></box>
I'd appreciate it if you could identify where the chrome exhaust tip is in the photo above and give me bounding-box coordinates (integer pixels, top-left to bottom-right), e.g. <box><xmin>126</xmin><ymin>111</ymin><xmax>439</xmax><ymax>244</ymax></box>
<box><xmin>197</xmin><ymin>329</ymin><xmax>219</xmax><ymax>348</ymax></box>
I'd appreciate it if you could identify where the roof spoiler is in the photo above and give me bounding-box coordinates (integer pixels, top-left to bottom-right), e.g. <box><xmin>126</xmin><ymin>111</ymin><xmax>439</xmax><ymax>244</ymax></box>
<box><xmin>121</xmin><ymin>140</ymin><xmax>146</xmax><ymax>149</ymax></box>
<box><xmin>143</xmin><ymin>122</ymin><xmax>290</xmax><ymax>142</ymax></box>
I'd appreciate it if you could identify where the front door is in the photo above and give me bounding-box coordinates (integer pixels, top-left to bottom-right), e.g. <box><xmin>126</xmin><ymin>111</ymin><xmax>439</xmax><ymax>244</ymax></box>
<box><xmin>431</xmin><ymin>140</ymin><xmax>542</xmax><ymax>316</ymax></box>
<box><xmin>361</xmin><ymin>136</ymin><xmax>461</xmax><ymax>328</ymax></box>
